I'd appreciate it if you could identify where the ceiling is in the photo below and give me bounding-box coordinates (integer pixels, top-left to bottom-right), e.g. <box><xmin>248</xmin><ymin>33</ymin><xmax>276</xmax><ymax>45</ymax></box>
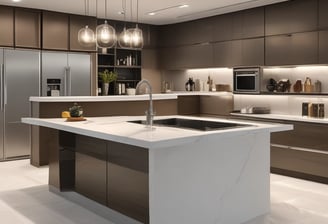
<box><xmin>0</xmin><ymin>0</ymin><xmax>288</xmax><ymax>25</ymax></box>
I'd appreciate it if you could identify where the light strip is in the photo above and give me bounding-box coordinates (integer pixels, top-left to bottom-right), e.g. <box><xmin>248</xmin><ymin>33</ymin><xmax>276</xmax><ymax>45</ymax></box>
<box><xmin>147</xmin><ymin>4</ymin><xmax>189</xmax><ymax>16</ymax></box>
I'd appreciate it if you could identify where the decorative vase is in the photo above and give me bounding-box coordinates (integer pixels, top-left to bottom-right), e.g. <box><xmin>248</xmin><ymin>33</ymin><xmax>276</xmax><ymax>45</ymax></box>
<box><xmin>102</xmin><ymin>83</ymin><xmax>109</xmax><ymax>96</ymax></box>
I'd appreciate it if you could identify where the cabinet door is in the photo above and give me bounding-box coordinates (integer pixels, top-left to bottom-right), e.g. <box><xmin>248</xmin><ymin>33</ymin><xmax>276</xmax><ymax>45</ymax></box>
<box><xmin>213</xmin><ymin>40</ymin><xmax>242</xmax><ymax>67</ymax></box>
<box><xmin>174</xmin><ymin>44</ymin><xmax>213</xmax><ymax>69</ymax></box>
<box><xmin>15</xmin><ymin>8</ymin><xmax>41</xmax><ymax>48</ymax></box>
<box><xmin>69</xmin><ymin>15</ymin><xmax>97</xmax><ymax>52</ymax></box>
<box><xmin>242</xmin><ymin>38</ymin><xmax>264</xmax><ymax>66</ymax></box>
<box><xmin>75</xmin><ymin>135</ymin><xmax>107</xmax><ymax>205</ymax></box>
<box><xmin>107</xmin><ymin>141</ymin><xmax>149</xmax><ymax>223</ymax></box>
<box><xmin>319</xmin><ymin>0</ymin><xmax>328</xmax><ymax>29</ymax></box>
<box><xmin>319</xmin><ymin>30</ymin><xmax>328</xmax><ymax>64</ymax></box>
<box><xmin>265</xmin><ymin>32</ymin><xmax>318</xmax><ymax>66</ymax></box>
<box><xmin>231</xmin><ymin>7</ymin><xmax>264</xmax><ymax>39</ymax></box>
<box><xmin>0</xmin><ymin>6</ymin><xmax>14</xmax><ymax>47</ymax></box>
<box><xmin>265</xmin><ymin>0</ymin><xmax>317</xmax><ymax>36</ymax></box>
<box><xmin>42</xmin><ymin>11</ymin><xmax>69</xmax><ymax>50</ymax></box>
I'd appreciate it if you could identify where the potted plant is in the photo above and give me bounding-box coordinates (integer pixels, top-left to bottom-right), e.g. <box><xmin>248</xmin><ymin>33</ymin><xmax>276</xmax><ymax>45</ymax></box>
<box><xmin>98</xmin><ymin>69</ymin><xmax>118</xmax><ymax>95</ymax></box>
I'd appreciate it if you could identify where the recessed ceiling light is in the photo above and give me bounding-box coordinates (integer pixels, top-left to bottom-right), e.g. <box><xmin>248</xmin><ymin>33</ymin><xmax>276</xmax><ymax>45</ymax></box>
<box><xmin>12</xmin><ymin>0</ymin><xmax>21</xmax><ymax>2</ymax></box>
<box><xmin>179</xmin><ymin>4</ymin><xmax>189</xmax><ymax>8</ymax></box>
<box><xmin>148</xmin><ymin>12</ymin><xmax>156</xmax><ymax>16</ymax></box>
<box><xmin>118</xmin><ymin>11</ymin><xmax>124</xmax><ymax>15</ymax></box>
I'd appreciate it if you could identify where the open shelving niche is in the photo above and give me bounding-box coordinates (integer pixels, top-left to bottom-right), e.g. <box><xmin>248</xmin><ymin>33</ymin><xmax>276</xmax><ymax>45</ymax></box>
<box><xmin>97</xmin><ymin>47</ymin><xmax>142</xmax><ymax>95</ymax></box>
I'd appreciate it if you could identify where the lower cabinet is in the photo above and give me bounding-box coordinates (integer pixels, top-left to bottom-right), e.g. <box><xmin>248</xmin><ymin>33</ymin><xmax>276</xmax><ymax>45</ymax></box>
<box><xmin>75</xmin><ymin>135</ymin><xmax>107</xmax><ymax>205</ymax></box>
<box><xmin>69</xmin><ymin>133</ymin><xmax>149</xmax><ymax>223</ymax></box>
<box><xmin>231</xmin><ymin>115</ymin><xmax>328</xmax><ymax>184</ymax></box>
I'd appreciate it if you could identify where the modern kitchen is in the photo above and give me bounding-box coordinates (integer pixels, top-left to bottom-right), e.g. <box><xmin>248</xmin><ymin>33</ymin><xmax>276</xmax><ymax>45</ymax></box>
<box><xmin>0</xmin><ymin>0</ymin><xmax>328</xmax><ymax>223</ymax></box>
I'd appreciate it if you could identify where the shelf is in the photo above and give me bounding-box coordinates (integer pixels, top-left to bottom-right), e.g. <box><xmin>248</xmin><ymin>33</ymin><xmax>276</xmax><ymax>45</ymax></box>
<box><xmin>115</xmin><ymin>65</ymin><xmax>142</xmax><ymax>69</ymax></box>
<box><xmin>260</xmin><ymin>92</ymin><xmax>328</xmax><ymax>96</ymax></box>
<box><xmin>98</xmin><ymin>65</ymin><xmax>115</xmax><ymax>68</ymax></box>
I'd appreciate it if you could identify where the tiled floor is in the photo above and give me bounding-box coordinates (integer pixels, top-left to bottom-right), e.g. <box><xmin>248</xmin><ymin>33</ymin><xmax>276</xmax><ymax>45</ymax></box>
<box><xmin>0</xmin><ymin>159</ymin><xmax>328</xmax><ymax>224</ymax></box>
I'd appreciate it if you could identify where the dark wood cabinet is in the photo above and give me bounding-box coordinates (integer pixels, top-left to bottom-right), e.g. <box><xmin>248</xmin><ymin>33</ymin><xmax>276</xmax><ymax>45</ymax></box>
<box><xmin>319</xmin><ymin>30</ymin><xmax>328</xmax><ymax>64</ymax></box>
<box><xmin>15</xmin><ymin>8</ymin><xmax>41</xmax><ymax>48</ymax></box>
<box><xmin>178</xmin><ymin>96</ymin><xmax>200</xmax><ymax>115</ymax></box>
<box><xmin>213</xmin><ymin>38</ymin><xmax>264</xmax><ymax>67</ymax></box>
<box><xmin>69</xmin><ymin>15</ymin><xmax>97</xmax><ymax>52</ymax></box>
<box><xmin>265</xmin><ymin>0</ymin><xmax>318</xmax><ymax>36</ymax></box>
<box><xmin>213</xmin><ymin>7</ymin><xmax>264</xmax><ymax>41</ymax></box>
<box><xmin>107</xmin><ymin>141</ymin><xmax>149</xmax><ymax>223</ymax></box>
<box><xmin>231</xmin><ymin>115</ymin><xmax>328</xmax><ymax>184</ymax></box>
<box><xmin>0</xmin><ymin>6</ymin><xmax>14</xmax><ymax>47</ymax></box>
<box><xmin>159</xmin><ymin>44</ymin><xmax>213</xmax><ymax>70</ymax></box>
<box><xmin>318</xmin><ymin>0</ymin><xmax>328</xmax><ymax>29</ymax></box>
<box><xmin>174</xmin><ymin>44</ymin><xmax>213</xmax><ymax>69</ymax></box>
<box><xmin>75</xmin><ymin>135</ymin><xmax>107</xmax><ymax>205</ymax></box>
<box><xmin>265</xmin><ymin>32</ymin><xmax>318</xmax><ymax>66</ymax></box>
<box><xmin>42</xmin><ymin>11</ymin><xmax>69</xmax><ymax>50</ymax></box>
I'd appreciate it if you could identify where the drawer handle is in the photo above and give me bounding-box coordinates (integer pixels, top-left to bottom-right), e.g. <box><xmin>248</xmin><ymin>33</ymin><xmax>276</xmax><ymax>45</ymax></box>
<box><xmin>271</xmin><ymin>144</ymin><xmax>328</xmax><ymax>155</ymax></box>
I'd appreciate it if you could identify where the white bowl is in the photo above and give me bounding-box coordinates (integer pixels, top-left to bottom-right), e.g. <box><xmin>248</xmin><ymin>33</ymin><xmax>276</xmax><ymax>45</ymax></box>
<box><xmin>126</xmin><ymin>88</ymin><xmax>136</xmax><ymax>95</ymax></box>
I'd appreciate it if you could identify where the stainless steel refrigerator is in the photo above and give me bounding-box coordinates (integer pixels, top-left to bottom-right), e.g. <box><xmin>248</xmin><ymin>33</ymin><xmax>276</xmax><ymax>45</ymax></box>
<box><xmin>0</xmin><ymin>49</ymin><xmax>40</xmax><ymax>160</ymax></box>
<box><xmin>42</xmin><ymin>51</ymin><xmax>91</xmax><ymax>96</ymax></box>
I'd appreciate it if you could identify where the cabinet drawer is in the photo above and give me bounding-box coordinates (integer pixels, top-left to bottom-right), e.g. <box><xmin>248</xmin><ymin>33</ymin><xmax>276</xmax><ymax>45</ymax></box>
<box><xmin>271</xmin><ymin>145</ymin><xmax>328</xmax><ymax>180</ymax></box>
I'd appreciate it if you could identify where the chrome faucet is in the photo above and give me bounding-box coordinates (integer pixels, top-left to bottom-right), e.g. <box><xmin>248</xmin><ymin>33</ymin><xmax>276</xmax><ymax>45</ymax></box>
<box><xmin>136</xmin><ymin>79</ymin><xmax>154</xmax><ymax>127</ymax></box>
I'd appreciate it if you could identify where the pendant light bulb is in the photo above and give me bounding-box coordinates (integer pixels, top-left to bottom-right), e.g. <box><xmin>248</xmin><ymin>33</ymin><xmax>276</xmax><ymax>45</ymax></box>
<box><xmin>118</xmin><ymin>28</ymin><xmax>132</xmax><ymax>48</ymax></box>
<box><xmin>78</xmin><ymin>25</ymin><xmax>95</xmax><ymax>47</ymax></box>
<box><xmin>96</xmin><ymin>20</ymin><xmax>117</xmax><ymax>48</ymax></box>
<box><xmin>131</xmin><ymin>26</ymin><xmax>143</xmax><ymax>49</ymax></box>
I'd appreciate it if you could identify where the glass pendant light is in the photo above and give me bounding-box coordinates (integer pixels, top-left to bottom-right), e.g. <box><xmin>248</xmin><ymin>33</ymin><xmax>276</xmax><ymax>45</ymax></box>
<box><xmin>131</xmin><ymin>0</ymin><xmax>143</xmax><ymax>49</ymax></box>
<box><xmin>118</xmin><ymin>0</ymin><xmax>132</xmax><ymax>48</ymax></box>
<box><xmin>96</xmin><ymin>0</ymin><xmax>117</xmax><ymax>48</ymax></box>
<box><xmin>78</xmin><ymin>0</ymin><xmax>95</xmax><ymax>47</ymax></box>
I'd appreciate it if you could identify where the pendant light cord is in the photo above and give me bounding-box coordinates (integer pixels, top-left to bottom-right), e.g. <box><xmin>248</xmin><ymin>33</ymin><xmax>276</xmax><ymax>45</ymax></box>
<box><xmin>130</xmin><ymin>0</ymin><xmax>133</xmax><ymax>22</ymax></box>
<box><xmin>105</xmin><ymin>0</ymin><xmax>107</xmax><ymax>19</ymax></box>
<box><xmin>137</xmin><ymin>0</ymin><xmax>139</xmax><ymax>24</ymax></box>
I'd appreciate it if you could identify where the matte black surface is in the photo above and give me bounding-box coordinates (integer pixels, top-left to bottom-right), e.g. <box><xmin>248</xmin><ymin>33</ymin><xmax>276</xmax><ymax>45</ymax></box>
<box><xmin>129</xmin><ymin>118</ymin><xmax>251</xmax><ymax>131</ymax></box>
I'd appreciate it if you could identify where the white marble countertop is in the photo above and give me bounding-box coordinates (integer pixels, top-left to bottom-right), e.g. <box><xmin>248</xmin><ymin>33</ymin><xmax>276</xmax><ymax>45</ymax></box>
<box><xmin>22</xmin><ymin>115</ymin><xmax>292</xmax><ymax>149</ymax></box>
<box><xmin>231</xmin><ymin>112</ymin><xmax>328</xmax><ymax>124</ymax></box>
<box><xmin>29</xmin><ymin>92</ymin><xmax>232</xmax><ymax>102</ymax></box>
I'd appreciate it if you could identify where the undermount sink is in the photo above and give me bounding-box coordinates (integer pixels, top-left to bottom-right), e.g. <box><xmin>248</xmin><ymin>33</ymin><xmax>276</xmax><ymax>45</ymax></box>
<box><xmin>128</xmin><ymin>118</ymin><xmax>252</xmax><ymax>131</ymax></box>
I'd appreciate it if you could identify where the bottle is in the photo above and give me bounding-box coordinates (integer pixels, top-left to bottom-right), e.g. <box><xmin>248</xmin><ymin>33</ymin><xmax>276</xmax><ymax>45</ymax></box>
<box><xmin>207</xmin><ymin>76</ymin><xmax>211</xmax><ymax>92</ymax></box>
<box><xmin>185</xmin><ymin>79</ymin><xmax>190</xmax><ymax>91</ymax></box>
<box><xmin>319</xmin><ymin>104</ymin><xmax>325</xmax><ymax>118</ymax></box>
<box><xmin>304</xmin><ymin>77</ymin><xmax>312</xmax><ymax>93</ymax></box>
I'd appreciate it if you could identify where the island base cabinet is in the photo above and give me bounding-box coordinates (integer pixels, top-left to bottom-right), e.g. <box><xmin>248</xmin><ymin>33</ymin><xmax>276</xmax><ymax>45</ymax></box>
<box><xmin>107</xmin><ymin>142</ymin><xmax>149</xmax><ymax>223</ymax></box>
<box><xmin>75</xmin><ymin>135</ymin><xmax>107</xmax><ymax>205</ymax></box>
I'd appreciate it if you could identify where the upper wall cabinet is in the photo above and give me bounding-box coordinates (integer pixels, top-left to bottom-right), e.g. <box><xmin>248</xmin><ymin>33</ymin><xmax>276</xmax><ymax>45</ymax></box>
<box><xmin>265</xmin><ymin>0</ymin><xmax>317</xmax><ymax>36</ymax></box>
<box><xmin>212</xmin><ymin>7</ymin><xmax>264</xmax><ymax>41</ymax></box>
<box><xmin>15</xmin><ymin>8</ymin><xmax>41</xmax><ymax>48</ymax></box>
<box><xmin>42</xmin><ymin>11</ymin><xmax>69</xmax><ymax>50</ymax></box>
<box><xmin>319</xmin><ymin>31</ymin><xmax>328</xmax><ymax>64</ymax></box>
<box><xmin>0</xmin><ymin>6</ymin><xmax>14</xmax><ymax>47</ymax></box>
<box><xmin>213</xmin><ymin>38</ymin><xmax>264</xmax><ymax>67</ymax></box>
<box><xmin>265</xmin><ymin>31</ymin><xmax>318</xmax><ymax>66</ymax></box>
<box><xmin>69</xmin><ymin>15</ymin><xmax>97</xmax><ymax>52</ymax></box>
<box><xmin>319</xmin><ymin>0</ymin><xmax>328</xmax><ymax>29</ymax></box>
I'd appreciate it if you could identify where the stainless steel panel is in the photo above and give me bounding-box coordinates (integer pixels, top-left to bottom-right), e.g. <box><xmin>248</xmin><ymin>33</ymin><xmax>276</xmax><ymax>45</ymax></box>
<box><xmin>68</xmin><ymin>53</ymin><xmax>91</xmax><ymax>96</ymax></box>
<box><xmin>41</xmin><ymin>51</ymin><xmax>67</xmax><ymax>96</ymax></box>
<box><xmin>4</xmin><ymin>49</ymin><xmax>40</xmax><ymax>159</ymax></box>
<box><xmin>0</xmin><ymin>49</ymin><xmax>3</xmax><ymax>160</ymax></box>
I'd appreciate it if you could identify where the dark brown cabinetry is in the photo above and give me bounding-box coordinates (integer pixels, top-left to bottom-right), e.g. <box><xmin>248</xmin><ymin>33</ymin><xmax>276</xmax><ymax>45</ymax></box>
<box><xmin>265</xmin><ymin>0</ymin><xmax>317</xmax><ymax>36</ymax></box>
<box><xmin>319</xmin><ymin>30</ymin><xmax>328</xmax><ymax>64</ymax></box>
<box><xmin>42</xmin><ymin>11</ymin><xmax>69</xmax><ymax>50</ymax></box>
<box><xmin>75</xmin><ymin>135</ymin><xmax>107</xmax><ymax>205</ymax></box>
<box><xmin>15</xmin><ymin>8</ymin><xmax>41</xmax><ymax>48</ymax></box>
<box><xmin>265</xmin><ymin>32</ymin><xmax>318</xmax><ymax>66</ymax></box>
<box><xmin>231</xmin><ymin>115</ymin><xmax>328</xmax><ymax>184</ymax></box>
<box><xmin>0</xmin><ymin>6</ymin><xmax>14</xmax><ymax>47</ymax></box>
<box><xmin>213</xmin><ymin>38</ymin><xmax>264</xmax><ymax>67</ymax></box>
<box><xmin>213</xmin><ymin>7</ymin><xmax>264</xmax><ymax>41</ymax></box>
<box><xmin>318</xmin><ymin>0</ymin><xmax>328</xmax><ymax>29</ymax></box>
<box><xmin>69</xmin><ymin>15</ymin><xmax>97</xmax><ymax>52</ymax></box>
<box><xmin>107</xmin><ymin>141</ymin><xmax>149</xmax><ymax>223</ymax></box>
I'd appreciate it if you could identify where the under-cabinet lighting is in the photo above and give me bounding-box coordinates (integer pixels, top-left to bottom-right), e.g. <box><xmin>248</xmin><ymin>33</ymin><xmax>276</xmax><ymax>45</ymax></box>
<box><xmin>12</xmin><ymin>0</ymin><xmax>21</xmax><ymax>2</ymax></box>
<box><xmin>186</xmin><ymin>68</ymin><xmax>231</xmax><ymax>72</ymax></box>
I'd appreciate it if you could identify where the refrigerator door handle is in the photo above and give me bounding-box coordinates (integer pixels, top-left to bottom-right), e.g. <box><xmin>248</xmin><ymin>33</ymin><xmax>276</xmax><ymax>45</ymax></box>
<box><xmin>0</xmin><ymin>64</ymin><xmax>3</xmax><ymax>111</ymax></box>
<box><xmin>64</xmin><ymin>67</ymin><xmax>71</xmax><ymax>96</ymax></box>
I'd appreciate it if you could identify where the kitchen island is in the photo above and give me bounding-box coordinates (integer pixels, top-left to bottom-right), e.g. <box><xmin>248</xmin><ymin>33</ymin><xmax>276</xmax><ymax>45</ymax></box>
<box><xmin>22</xmin><ymin>115</ymin><xmax>292</xmax><ymax>224</ymax></box>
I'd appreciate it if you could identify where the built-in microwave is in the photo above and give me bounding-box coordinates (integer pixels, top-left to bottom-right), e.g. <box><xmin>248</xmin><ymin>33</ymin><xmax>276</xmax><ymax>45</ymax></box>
<box><xmin>233</xmin><ymin>67</ymin><xmax>262</xmax><ymax>94</ymax></box>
